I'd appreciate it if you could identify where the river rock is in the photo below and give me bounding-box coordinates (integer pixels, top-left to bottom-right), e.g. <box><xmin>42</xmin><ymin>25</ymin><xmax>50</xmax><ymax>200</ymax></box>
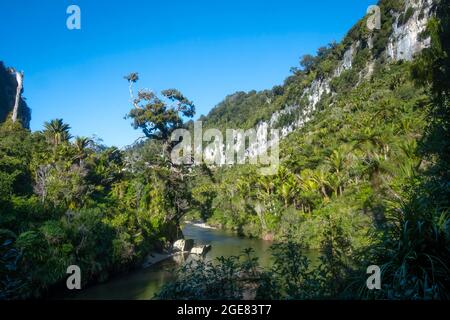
<box><xmin>190</xmin><ymin>244</ymin><xmax>211</xmax><ymax>255</ymax></box>
<box><xmin>262</xmin><ymin>233</ymin><xmax>274</xmax><ymax>241</ymax></box>
<box><xmin>173</xmin><ymin>239</ymin><xmax>194</xmax><ymax>252</ymax></box>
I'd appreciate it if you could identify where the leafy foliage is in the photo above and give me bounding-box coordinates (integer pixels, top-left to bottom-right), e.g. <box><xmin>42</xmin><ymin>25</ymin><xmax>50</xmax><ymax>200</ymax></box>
<box><xmin>1</xmin><ymin>0</ymin><xmax>448</xmax><ymax>301</ymax></box>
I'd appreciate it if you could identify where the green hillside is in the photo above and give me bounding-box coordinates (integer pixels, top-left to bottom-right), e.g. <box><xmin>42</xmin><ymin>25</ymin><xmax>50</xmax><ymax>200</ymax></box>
<box><xmin>0</xmin><ymin>0</ymin><xmax>448</xmax><ymax>300</ymax></box>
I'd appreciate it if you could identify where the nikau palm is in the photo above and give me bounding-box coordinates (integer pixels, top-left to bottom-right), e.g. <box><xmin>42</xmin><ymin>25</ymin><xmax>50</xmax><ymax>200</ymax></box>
<box><xmin>43</xmin><ymin>119</ymin><xmax>72</xmax><ymax>146</ymax></box>
<box><xmin>73</xmin><ymin>136</ymin><xmax>93</xmax><ymax>165</ymax></box>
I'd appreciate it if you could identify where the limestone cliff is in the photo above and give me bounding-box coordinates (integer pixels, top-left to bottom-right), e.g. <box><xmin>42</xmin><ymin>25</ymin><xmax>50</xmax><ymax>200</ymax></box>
<box><xmin>202</xmin><ymin>0</ymin><xmax>435</xmax><ymax>164</ymax></box>
<box><xmin>0</xmin><ymin>61</ymin><xmax>31</xmax><ymax>128</ymax></box>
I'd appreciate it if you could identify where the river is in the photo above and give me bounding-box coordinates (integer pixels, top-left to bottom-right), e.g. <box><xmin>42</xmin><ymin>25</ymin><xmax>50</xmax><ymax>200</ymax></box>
<box><xmin>63</xmin><ymin>223</ymin><xmax>318</xmax><ymax>300</ymax></box>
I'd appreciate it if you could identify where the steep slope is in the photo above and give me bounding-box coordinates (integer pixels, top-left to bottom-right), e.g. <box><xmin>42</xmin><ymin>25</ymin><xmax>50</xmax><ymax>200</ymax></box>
<box><xmin>187</xmin><ymin>0</ymin><xmax>436</xmax><ymax>244</ymax></box>
<box><xmin>199</xmin><ymin>0</ymin><xmax>434</xmax><ymax>162</ymax></box>
<box><xmin>0</xmin><ymin>62</ymin><xmax>31</xmax><ymax>128</ymax></box>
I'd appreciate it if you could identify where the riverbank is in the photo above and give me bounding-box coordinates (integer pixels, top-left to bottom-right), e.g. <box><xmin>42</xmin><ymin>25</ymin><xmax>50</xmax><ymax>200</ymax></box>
<box><xmin>64</xmin><ymin>223</ymin><xmax>276</xmax><ymax>299</ymax></box>
<box><xmin>183</xmin><ymin>220</ymin><xmax>217</xmax><ymax>229</ymax></box>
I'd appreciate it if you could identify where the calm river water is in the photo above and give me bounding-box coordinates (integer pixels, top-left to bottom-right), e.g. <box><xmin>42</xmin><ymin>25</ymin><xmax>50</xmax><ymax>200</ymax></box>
<box><xmin>63</xmin><ymin>223</ymin><xmax>315</xmax><ymax>300</ymax></box>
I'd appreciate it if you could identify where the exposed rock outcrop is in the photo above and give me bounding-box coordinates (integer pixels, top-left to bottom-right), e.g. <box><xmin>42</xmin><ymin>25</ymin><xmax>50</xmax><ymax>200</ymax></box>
<box><xmin>387</xmin><ymin>0</ymin><xmax>433</xmax><ymax>61</ymax></box>
<box><xmin>173</xmin><ymin>239</ymin><xmax>195</xmax><ymax>252</ymax></box>
<box><xmin>202</xmin><ymin>0</ymin><xmax>434</xmax><ymax>165</ymax></box>
<box><xmin>0</xmin><ymin>62</ymin><xmax>31</xmax><ymax>128</ymax></box>
<box><xmin>190</xmin><ymin>245</ymin><xmax>212</xmax><ymax>256</ymax></box>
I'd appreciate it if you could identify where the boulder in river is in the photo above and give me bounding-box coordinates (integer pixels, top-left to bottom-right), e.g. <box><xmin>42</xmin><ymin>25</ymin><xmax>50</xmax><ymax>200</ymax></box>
<box><xmin>173</xmin><ymin>239</ymin><xmax>194</xmax><ymax>252</ymax></box>
<box><xmin>190</xmin><ymin>244</ymin><xmax>211</xmax><ymax>256</ymax></box>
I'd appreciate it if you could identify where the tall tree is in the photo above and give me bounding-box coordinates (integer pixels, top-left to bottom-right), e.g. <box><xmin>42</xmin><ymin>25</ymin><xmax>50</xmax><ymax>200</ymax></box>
<box><xmin>43</xmin><ymin>119</ymin><xmax>72</xmax><ymax>146</ymax></box>
<box><xmin>73</xmin><ymin>136</ymin><xmax>93</xmax><ymax>165</ymax></box>
<box><xmin>124</xmin><ymin>73</ymin><xmax>195</xmax><ymax>145</ymax></box>
<box><xmin>124</xmin><ymin>73</ymin><xmax>196</xmax><ymax>224</ymax></box>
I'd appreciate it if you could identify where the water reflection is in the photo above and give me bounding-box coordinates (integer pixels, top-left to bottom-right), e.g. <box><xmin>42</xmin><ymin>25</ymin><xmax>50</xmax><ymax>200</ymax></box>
<box><xmin>65</xmin><ymin>224</ymin><xmax>274</xmax><ymax>300</ymax></box>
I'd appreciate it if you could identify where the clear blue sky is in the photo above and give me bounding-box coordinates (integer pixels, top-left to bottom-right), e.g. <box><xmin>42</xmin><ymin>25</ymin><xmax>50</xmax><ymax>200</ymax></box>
<box><xmin>0</xmin><ymin>0</ymin><xmax>375</xmax><ymax>147</ymax></box>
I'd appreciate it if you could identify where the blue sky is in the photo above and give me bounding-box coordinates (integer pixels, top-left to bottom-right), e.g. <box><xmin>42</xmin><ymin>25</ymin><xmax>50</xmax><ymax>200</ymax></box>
<box><xmin>0</xmin><ymin>0</ymin><xmax>375</xmax><ymax>147</ymax></box>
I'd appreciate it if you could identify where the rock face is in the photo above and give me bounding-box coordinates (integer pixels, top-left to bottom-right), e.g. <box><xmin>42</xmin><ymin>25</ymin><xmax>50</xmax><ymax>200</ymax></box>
<box><xmin>173</xmin><ymin>239</ymin><xmax>194</xmax><ymax>252</ymax></box>
<box><xmin>202</xmin><ymin>0</ymin><xmax>433</xmax><ymax>165</ymax></box>
<box><xmin>0</xmin><ymin>62</ymin><xmax>31</xmax><ymax>128</ymax></box>
<box><xmin>190</xmin><ymin>245</ymin><xmax>212</xmax><ymax>256</ymax></box>
<box><xmin>387</xmin><ymin>0</ymin><xmax>433</xmax><ymax>61</ymax></box>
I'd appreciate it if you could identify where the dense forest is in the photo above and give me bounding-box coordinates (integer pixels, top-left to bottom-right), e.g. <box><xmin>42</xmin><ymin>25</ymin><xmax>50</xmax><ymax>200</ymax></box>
<box><xmin>1</xmin><ymin>0</ymin><xmax>449</xmax><ymax>300</ymax></box>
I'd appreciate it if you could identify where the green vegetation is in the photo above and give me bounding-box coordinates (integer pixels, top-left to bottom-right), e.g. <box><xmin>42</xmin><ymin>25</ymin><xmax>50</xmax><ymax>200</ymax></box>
<box><xmin>161</xmin><ymin>0</ymin><xmax>449</xmax><ymax>299</ymax></box>
<box><xmin>1</xmin><ymin>0</ymin><xmax>448</xmax><ymax>300</ymax></box>
<box><xmin>189</xmin><ymin>61</ymin><xmax>428</xmax><ymax>248</ymax></box>
<box><xmin>372</xmin><ymin>0</ymin><xmax>404</xmax><ymax>58</ymax></box>
<box><xmin>0</xmin><ymin>77</ymin><xmax>197</xmax><ymax>298</ymax></box>
<box><xmin>398</xmin><ymin>7</ymin><xmax>416</xmax><ymax>27</ymax></box>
